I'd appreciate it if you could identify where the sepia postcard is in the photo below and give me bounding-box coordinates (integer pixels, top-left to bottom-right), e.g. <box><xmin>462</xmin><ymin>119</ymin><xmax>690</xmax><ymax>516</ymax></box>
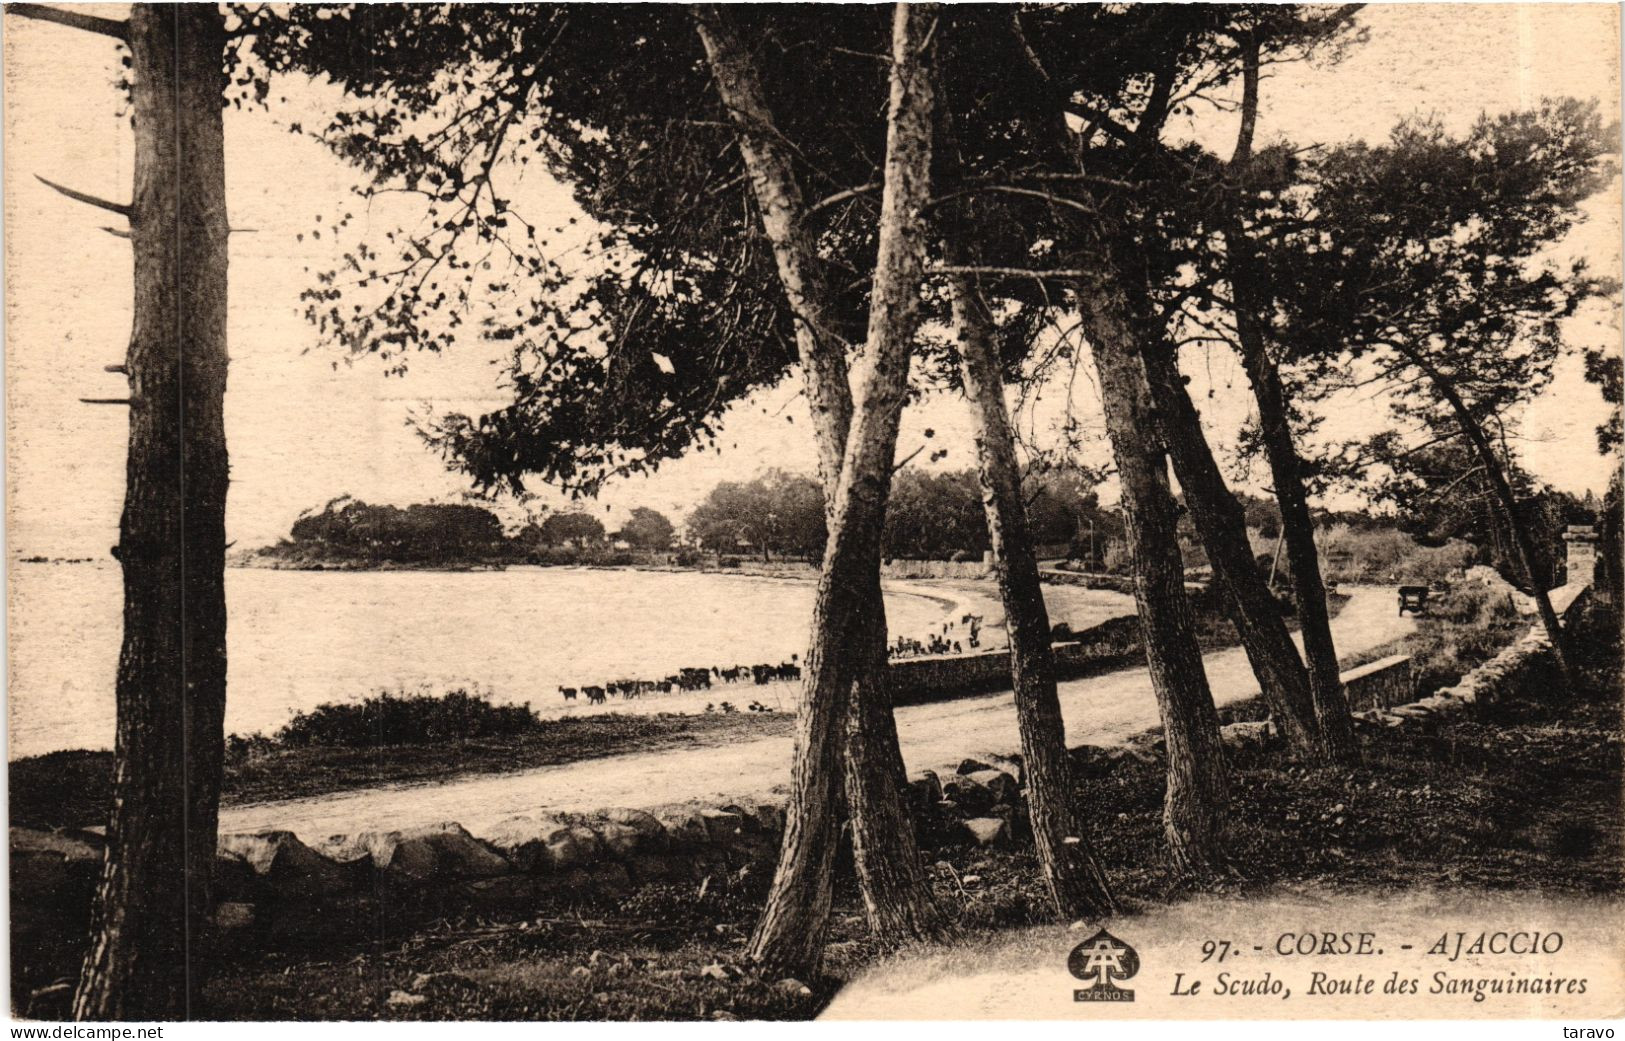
<box><xmin>3</xmin><ymin>1</ymin><xmax>1622</xmax><ymax>1028</ymax></box>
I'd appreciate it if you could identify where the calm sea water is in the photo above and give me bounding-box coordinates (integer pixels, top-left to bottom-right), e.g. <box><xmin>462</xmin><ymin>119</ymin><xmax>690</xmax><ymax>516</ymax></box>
<box><xmin>6</xmin><ymin>563</ymin><xmax>956</xmax><ymax>758</ymax></box>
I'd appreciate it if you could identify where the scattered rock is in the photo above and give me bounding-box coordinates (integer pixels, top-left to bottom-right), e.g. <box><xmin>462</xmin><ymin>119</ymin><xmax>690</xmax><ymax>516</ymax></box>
<box><xmin>699</xmin><ymin>962</ymin><xmax>730</xmax><ymax>980</ymax></box>
<box><xmin>655</xmin><ymin>809</ymin><xmax>709</xmax><ymax>848</ymax></box>
<box><xmin>908</xmin><ymin>770</ymin><xmax>944</xmax><ymax>810</ymax></box>
<box><xmin>942</xmin><ymin>776</ymin><xmax>988</xmax><ymax>815</ymax></box>
<box><xmin>775</xmin><ymin>977</ymin><xmax>813</xmax><ymax>998</ymax></box>
<box><xmin>481</xmin><ymin>816</ymin><xmax>565</xmax><ymax>873</ymax></box>
<box><xmin>595</xmin><ymin>822</ymin><xmax>644</xmax><ymax>858</ymax></box>
<box><xmin>964</xmin><ymin>769</ymin><xmax>1019</xmax><ymax>804</ymax></box>
<box><xmin>220</xmin><ymin>830</ymin><xmax>352</xmax><ymax>899</ymax></box>
<box><xmin>956</xmin><ymin>757</ymin><xmax>994</xmax><ymax>775</ymax></box>
<box><xmin>961</xmin><ymin>817</ymin><xmax>1008</xmax><ymax>847</ymax></box>
<box><xmin>697</xmin><ymin>808</ymin><xmax>746</xmax><ymax>842</ymax></box>
<box><xmin>744</xmin><ymin>800</ymin><xmax>787</xmax><ymax>833</ymax></box>
<box><xmin>385</xmin><ymin>990</ymin><xmax>427</xmax><ymax>1008</ymax></box>
<box><xmin>212</xmin><ymin>901</ymin><xmax>256</xmax><ymax>931</ymax></box>
<box><xmin>1220</xmin><ymin>720</ymin><xmax>1277</xmax><ymax>753</ymax></box>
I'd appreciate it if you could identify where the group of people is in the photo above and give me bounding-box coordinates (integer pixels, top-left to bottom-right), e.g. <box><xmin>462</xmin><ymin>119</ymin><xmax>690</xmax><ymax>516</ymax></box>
<box><xmin>558</xmin><ymin>657</ymin><xmax>803</xmax><ymax>703</ymax></box>
<box><xmin>888</xmin><ymin>613</ymin><xmax>985</xmax><ymax>660</ymax></box>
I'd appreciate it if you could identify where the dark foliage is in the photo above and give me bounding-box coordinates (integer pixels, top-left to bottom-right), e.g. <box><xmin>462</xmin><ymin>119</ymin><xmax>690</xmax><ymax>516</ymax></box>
<box><xmin>268</xmin><ymin>688</ymin><xmax>541</xmax><ymax>748</ymax></box>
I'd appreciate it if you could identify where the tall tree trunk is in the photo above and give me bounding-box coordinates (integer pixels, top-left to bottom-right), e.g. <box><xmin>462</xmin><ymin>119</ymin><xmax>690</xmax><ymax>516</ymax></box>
<box><xmin>1135</xmin><ymin>338</ymin><xmax>1328</xmax><ymax>759</ymax></box>
<box><xmin>698</xmin><ymin>2</ymin><xmax>946</xmax><ymax>973</ymax></box>
<box><xmin>843</xmin><ymin>574</ymin><xmax>946</xmax><ymax>942</ymax></box>
<box><xmin>950</xmin><ymin>271</ymin><xmax>1115</xmax><ymax>913</ymax></box>
<box><xmin>73</xmin><ymin>4</ymin><xmax>230</xmax><ymax>1020</ymax></box>
<box><xmin>1226</xmin><ymin>265</ymin><xmax>1357</xmax><ymax>762</ymax></box>
<box><xmin>1224</xmin><ymin>32</ymin><xmax>1357</xmax><ymax>763</ymax></box>
<box><xmin>828</xmin><ymin>2</ymin><xmax>945</xmax><ymax>952</ymax></box>
<box><xmin>1009</xmin><ymin>35</ymin><xmax>1231</xmax><ymax>872</ymax></box>
<box><xmin>1076</xmin><ymin>280</ymin><xmax>1232</xmax><ymax>875</ymax></box>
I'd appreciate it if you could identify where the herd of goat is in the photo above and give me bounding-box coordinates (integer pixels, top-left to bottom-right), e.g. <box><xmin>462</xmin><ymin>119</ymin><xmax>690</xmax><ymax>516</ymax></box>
<box><xmin>556</xmin><ymin>612</ymin><xmax>991</xmax><ymax>706</ymax></box>
<box><xmin>558</xmin><ymin>660</ymin><xmax>802</xmax><ymax>704</ymax></box>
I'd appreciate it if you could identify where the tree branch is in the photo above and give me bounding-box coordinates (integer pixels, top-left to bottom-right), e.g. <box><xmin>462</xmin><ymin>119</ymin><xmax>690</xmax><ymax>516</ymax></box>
<box><xmin>8</xmin><ymin>3</ymin><xmax>127</xmax><ymax>40</ymax></box>
<box><xmin>37</xmin><ymin>175</ymin><xmax>130</xmax><ymax>218</ymax></box>
<box><xmin>935</xmin><ymin>265</ymin><xmax>1090</xmax><ymax>281</ymax></box>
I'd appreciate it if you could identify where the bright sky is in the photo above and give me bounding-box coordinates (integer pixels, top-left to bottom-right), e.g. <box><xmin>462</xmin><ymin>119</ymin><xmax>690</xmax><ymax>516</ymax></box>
<box><xmin>3</xmin><ymin>4</ymin><xmax>1621</xmax><ymax>556</ymax></box>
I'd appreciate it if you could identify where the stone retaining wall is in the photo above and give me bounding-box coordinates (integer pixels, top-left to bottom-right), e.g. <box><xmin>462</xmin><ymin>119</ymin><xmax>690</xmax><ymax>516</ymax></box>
<box><xmin>1341</xmin><ymin>654</ymin><xmax>1415</xmax><ymax>712</ymax></box>
<box><xmin>890</xmin><ymin>614</ymin><xmax>1143</xmax><ymax>705</ymax></box>
<box><xmin>1352</xmin><ymin>584</ymin><xmax>1589</xmax><ymax>730</ymax></box>
<box><xmin>1036</xmin><ymin>567</ymin><xmax>1138</xmax><ymax>594</ymax></box>
<box><xmin>880</xmin><ymin>559</ymin><xmax>990</xmax><ymax>580</ymax></box>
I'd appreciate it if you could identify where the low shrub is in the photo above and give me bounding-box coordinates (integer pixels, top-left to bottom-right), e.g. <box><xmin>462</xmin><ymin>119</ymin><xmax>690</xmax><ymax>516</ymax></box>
<box><xmin>253</xmin><ymin>688</ymin><xmax>542</xmax><ymax>750</ymax></box>
<box><xmin>1317</xmin><ymin>524</ymin><xmax>1479</xmax><ymax>585</ymax></box>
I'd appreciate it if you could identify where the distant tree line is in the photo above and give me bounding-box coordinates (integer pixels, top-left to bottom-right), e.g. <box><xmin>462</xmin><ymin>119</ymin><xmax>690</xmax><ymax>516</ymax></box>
<box><xmin>262</xmin><ymin>463</ymin><xmax>1600</xmax><ymax>577</ymax></box>
<box><xmin>685</xmin><ymin>466</ymin><xmax>1130</xmax><ymax>564</ymax></box>
<box><xmin>259</xmin><ymin>496</ymin><xmax>676</xmax><ymax>566</ymax></box>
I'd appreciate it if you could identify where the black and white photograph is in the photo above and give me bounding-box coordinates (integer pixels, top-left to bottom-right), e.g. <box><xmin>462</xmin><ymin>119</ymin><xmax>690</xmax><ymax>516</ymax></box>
<box><xmin>3</xmin><ymin>0</ymin><xmax>1622</xmax><ymax>1025</ymax></box>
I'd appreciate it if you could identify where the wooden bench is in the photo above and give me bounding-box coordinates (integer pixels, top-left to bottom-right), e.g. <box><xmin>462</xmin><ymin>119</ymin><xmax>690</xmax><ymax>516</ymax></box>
<box><xmin>1397</xmin><ymin>585</ymin><xmax>1430</xmax><ymax>616</ymax></box>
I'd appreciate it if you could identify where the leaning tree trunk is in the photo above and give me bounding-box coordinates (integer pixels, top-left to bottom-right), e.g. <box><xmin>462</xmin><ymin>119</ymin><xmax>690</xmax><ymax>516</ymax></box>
<box><xmin>74</xmin><ymin>4</ymin><xmax>230</xmax><ymax>1020</ymax></box>
<box><xmin>1403</xmin><ymin>350</ymin><xmax>1579</xmax><ymax>691</ymax></box>
<box><xmin>1020</xmin><ymin>52</ymin><xmax>1230</xmax><ymax>872</ymax></box>
<box><xmin>730</xmin><ymin>2</ymin><xmax>943</xmax><ymax>974</ymax></box>
<box><xmin>695</xmin><ymin>0</ymin><xmax>943</xmax><ymax>954</ymax></box>
<box><xmin>1136</xmin><ymin>336</ymin><xmax>1328</xmax><ymax>761</ymax></box>
<box><xmin>1227</xmin><ymin>246</ymin><xmax>1358</xmax><ymax>763</ymax></box>
<box><xmin>950</xmin><ymin>271</ymin><xmax>1114</xmax><ymax>914</ymax></box>
<box><xmin>1223</xmin><ymin>33</ymin><xmax>1357</xmax><ymax>763</ymax></box>
<box><xmin>1076</xmin><ymin>280</ymin><xmax>1232</xmax><ymax>875</ymax></box>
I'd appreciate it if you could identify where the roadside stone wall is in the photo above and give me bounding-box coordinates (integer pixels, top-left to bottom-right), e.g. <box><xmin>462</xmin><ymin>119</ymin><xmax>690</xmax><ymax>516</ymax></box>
<box><xmin>1352</xmin><ymin>584</ymin><xmax>1589</xmax><ymax>730</ymax></box>
<box><xmin>880</xmin><ymin>559</ymin><xmax>990</xmax><ymax>580</ymax></box>
<box><xmin>14</xmin><ymin>802</ymin><xmax>793</xmax><ymax>966</ymax></box>
<box><xmin>889</xmin><ymin>614</ymin><xmax>1143</xmax><ymax>706</ymax></box>
<box><xmin>1341</xmin><ymin>654</ymin><xmax>1415</xmax><ymax>712</ymax></box>
<box><xmin>1036</xmin><ymin>567</ymin><xmax>1138</xmax><ymax>595</ymax></box>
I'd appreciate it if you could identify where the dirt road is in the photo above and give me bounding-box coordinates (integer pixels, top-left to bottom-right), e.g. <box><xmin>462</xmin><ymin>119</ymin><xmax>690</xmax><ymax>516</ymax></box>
<box><xmin>218</xmin><ymin>586</ymin><xmax>1413</xmax><ymax>840</ymax></box>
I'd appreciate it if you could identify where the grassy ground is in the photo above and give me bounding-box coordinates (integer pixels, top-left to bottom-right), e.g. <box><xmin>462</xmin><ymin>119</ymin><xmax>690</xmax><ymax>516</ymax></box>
<box><xmin>180</xmin><ymin>611</ymin><xmax>1620</xmax><ymax>1022</ymax></box>
<box><xmin>10</xmin><ymin>711</ymin><xmax>792</xmax><ymax>831</ymax></box>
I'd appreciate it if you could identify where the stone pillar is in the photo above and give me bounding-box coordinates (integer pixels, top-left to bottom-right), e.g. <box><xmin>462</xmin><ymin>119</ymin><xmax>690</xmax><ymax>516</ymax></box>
<box><xmin>1562</xmin><ymin>525</ymin><xmax>1598</xmax><ymax>587</ymax></box>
